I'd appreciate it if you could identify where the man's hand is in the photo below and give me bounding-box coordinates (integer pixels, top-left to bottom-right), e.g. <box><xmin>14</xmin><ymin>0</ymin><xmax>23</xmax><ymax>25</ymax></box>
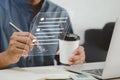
<box><xmin>4</xmin><ymin>32</ymin><xmax>35</xmax><ymax>65</ymax></box>
<box><xmin>56</xmin><ymin>46</ymin><xmax>85</xmax><ymax>65</ymax></box>
<box><xmin>68</xmin><ymin>46</ymin><xmax>85</xmax><ymax>65</ymax></box>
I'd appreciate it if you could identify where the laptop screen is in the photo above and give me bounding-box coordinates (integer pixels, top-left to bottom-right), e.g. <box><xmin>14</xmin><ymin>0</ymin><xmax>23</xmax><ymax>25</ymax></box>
<box><xmin>83</xmin><ymin>22</ymin><xmax>115</xmax><ymax>62</ymax></box>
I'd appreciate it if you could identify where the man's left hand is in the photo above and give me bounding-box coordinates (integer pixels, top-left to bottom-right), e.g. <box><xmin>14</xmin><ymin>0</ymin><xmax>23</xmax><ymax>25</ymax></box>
<box><xmin>56</xmin><ymin>46</ymin><xmax>85</xmax><ymax>65</ymax></box>
<box><xmin>68</xmin><ymin>46</ymin><xmax>85</xmax><ymax>65</ymax></box>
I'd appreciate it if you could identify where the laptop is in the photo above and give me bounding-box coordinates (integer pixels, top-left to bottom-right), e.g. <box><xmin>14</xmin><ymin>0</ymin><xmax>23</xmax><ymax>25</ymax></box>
<box><xmin>65</xmin><ymin>18</ymin><xmax>120</xmax><ymax>79</ymax></box>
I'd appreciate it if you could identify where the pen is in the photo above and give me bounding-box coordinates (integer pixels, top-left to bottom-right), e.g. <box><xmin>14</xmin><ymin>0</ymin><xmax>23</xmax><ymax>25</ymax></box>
<box><xmin>9</xmin><ymin>22</ymin><xmax>44</xmax><ymax>53</ymax></box>
<box><xmin>9</xmin><ymin>22</ymin><xmax>23</xmax><ymax>32</ymax></box>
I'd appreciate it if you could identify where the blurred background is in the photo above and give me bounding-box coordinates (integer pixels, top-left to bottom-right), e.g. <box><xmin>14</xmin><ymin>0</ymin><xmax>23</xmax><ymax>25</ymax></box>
<box><xmin>51</xmin><ymin>0</ymin><xmax>120</xmax><ymax>62</ymax></box>
<box><xmin>51</xmin><ymin>0</ymin><xmax>120</xmax><ymax>44</ymax></box>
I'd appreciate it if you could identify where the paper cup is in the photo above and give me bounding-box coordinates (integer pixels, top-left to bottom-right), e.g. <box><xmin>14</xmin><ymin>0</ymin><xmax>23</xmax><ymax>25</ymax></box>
<box><xmin>59</xmin><ymin>33</ymin><xmax>80</xmax><ymax>65</ymax></box>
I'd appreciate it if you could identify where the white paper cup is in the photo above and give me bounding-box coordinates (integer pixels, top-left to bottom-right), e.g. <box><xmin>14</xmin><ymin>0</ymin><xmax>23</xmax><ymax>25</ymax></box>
<box><xmin>59</xmin><ymin>33</ymin><xmax>80</xmax><ymax>65</ymax></box>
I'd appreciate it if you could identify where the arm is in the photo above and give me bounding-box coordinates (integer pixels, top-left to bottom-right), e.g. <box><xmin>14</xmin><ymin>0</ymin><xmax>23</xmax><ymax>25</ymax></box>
<box><xmin>0</xmin><ymin>51</ymin><xmax>11</xmax><ymax>69</ymax></box>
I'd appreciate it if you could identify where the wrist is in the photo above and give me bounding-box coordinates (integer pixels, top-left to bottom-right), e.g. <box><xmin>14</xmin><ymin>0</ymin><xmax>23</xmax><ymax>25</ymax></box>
<box><xmin>0</xmin><ymin>51</ymin><xmax>12</xmax><ymax>69</ymax></box>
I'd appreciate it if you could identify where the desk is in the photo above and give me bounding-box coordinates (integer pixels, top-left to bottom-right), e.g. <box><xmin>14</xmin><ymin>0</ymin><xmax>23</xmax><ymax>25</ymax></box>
<box><xmin>0</xmin><ymin>65</ymin><xmax>120</xmax><ymax>80</ymax></box>
<box><xmin>0</xmin><ymin>66</ymin><xmax>73</xmax><ymax>80</ymax></box>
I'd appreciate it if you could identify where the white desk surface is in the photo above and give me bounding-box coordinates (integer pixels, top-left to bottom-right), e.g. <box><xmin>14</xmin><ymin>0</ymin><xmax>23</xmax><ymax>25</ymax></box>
<box><xmin>0</xmin><ymin>62</ymin><xmax>120</xmax><ymax>80</ymax></box>
<box><xmin>0</xmin><ymin>66</ymin><xmax>74</xmax><ymax>80</ymax></box>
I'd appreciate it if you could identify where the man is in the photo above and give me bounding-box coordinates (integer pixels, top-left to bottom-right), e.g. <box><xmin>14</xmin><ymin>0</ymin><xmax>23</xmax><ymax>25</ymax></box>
<box><xmin>0</xmin><ymin>0</ymin><xmax>85</xmax><ymax>69</ymax></box>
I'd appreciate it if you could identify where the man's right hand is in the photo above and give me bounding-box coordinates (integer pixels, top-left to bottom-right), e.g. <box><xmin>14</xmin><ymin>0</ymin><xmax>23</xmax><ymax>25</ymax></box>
<box><xmin>3</xmin><ymin>32</ymin><xmax>35</xmax><ymax>65</ymax></box>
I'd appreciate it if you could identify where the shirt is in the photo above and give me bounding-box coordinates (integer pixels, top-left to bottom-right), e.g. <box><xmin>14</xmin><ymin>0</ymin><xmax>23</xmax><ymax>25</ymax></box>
<box><xmin>0</xmin><ymin>0</ymin><xmax>73</xmax><ymax>68</ymax></box>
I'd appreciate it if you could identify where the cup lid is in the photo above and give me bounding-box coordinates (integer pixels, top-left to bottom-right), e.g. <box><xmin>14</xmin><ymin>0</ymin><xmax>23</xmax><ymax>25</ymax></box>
<box><xmin>59</xmin><ymin>32</ymin><xmax>80</xmax><ymax>41</ymax></box>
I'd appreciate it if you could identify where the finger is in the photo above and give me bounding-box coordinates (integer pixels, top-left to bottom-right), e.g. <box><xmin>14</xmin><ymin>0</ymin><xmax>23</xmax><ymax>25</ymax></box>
<box><xmin>23</xmin><ymin>54</ymin><xmax>28</xmax><ymax>58</ymax></box>
<box><xmin>68</xmin><ymin>57</ymin><xmax>75</xmax><ymax>65</ymax></box>
<box><xmin>29</xmin><ymin>44</ymin><xmax>34</xmax><ymax>51</ymax></box>
<box><xmin>69</xmin><ymin>55</ymin><xmax>80</xmax><ymax>63</ymax></box>
<box><xmin>29</xmin><ymin>33</ymin><xmax>36</xmax><ymax>40</ymax></box>
<box><xmin>11</xmin><ymin>32</ymin><xmax>35</xmax><ymax>52</ymax></box>
<box><xmin>12</xmin><ymin>47</ymin><xmax>28</xmax><ymax>57</ymax></box>
<box><xmin>72</xmin><ymin>60</ymin><xmax>82</xmax><ymax>65</ymax></box>
<box><xmin>16</xmin><ymin>44</ymin><xmax>30</xmax><ymax>57</ymax></box>
<box><xmin>79</xmin><ymin>49</ymin><xmax>86</xmax><ymax>61</ymax></box>
<box><xmin>12</xmin><ymin>32</ymin><xmax>32</xmax><ymax>37</ymax></box>
<box><xmin>69</xmin><ymin>52</ymin><xmax>85</xmax><ymax>65</ymax></box>
<box><xmin>74</xmin><ymin>46</ymin><xmax>84</xmax><ymax>55</ymax></box>
<box><xmin>74</xmin><ymin>57</ymin><xmax>85</xmax><ymax>64</ymax></box>
<box><xmin>75</xmin><ymin>53</ymin><xmax>85</xmax><ymax>64</ymax></box>
<box><xmin>12</xmin><ymin>32</ymin><xmax>35</xmax><ymax>44</ymax></box>
<box><xmin>56</xmin><ymin>51</ymin><xmax>60</xmax><ymax>55</ymax></box>
<box><xmin>18</xmin><ymin>49</ymin><xmax>28</xmax><ymax>57</ymax></box>
<box><xmin>28</xmin><ymin>33</ymin><xmax>37</xmax><ymax>45</ymax></box>
<box><xmin>14</xmin><ymin>41</ymin><xmax>30</xmax><ymax>51</ymax></box>
<box><xmin>69</xmin><ymin>58</ymin><xmax>84</xmax><ymax>65</ymax></box>
<box><xmin>68</xmin><ymin>62</ymin><xmax>73</xmax><ymax>65</ymax></box>
<box><xmin>11</xmin><ymin>35</ymin><xmax>32</xmax><ymax>45</ymax></box>
<box><xmin>9</xmin><ymin>38</ymin><xmax>32</xmax><ymax>52</ymax></box>
<box><xmin>25</xmin><ymin>37</ymin><xmax>34</xmax><ymax>51</ymax></box>
<box><xmin>22</xmin><ymin>50</ymin><xmax>28</xmax><ymax>58</ymax></box>
<box><xmin>75</xmin><ymin>51</ymin><xmax>85</xmax><ymax>63</ymax></box>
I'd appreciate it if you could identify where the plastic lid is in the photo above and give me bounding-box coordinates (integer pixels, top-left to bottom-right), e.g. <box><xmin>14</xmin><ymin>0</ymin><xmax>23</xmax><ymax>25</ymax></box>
<box><xmin>59</xmin><ymin>32</ymin><xmax>80</xmax><ymax>41</ymax></box>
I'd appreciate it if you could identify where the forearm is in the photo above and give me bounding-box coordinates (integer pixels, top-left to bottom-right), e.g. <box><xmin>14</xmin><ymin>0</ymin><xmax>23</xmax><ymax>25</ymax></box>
<box><xmin>0</xmin><ymin>51</ymin><xmax>10</xmax><ymax>69</ymax></box>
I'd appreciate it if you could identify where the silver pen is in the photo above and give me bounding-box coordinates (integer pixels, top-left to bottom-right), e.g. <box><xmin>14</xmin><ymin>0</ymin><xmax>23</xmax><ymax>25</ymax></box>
<box><xmin>9</xmin><ymin>22</ymin><xmax>44</xmax><ymax>53</ymax></box>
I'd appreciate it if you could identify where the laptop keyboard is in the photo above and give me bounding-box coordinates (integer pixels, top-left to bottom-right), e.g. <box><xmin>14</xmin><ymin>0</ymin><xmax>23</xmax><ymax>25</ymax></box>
<box><xmin>82</xmin><ymin>69</ymin><xmax>103</xmax><ymax>76</ymax></box>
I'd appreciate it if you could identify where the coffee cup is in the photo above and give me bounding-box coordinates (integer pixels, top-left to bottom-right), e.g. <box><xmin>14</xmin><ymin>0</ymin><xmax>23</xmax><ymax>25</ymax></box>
<box><xmin>59</xmin><ymin>32</ymin><xmax>80</xmax><ymax>65</ymax></box>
